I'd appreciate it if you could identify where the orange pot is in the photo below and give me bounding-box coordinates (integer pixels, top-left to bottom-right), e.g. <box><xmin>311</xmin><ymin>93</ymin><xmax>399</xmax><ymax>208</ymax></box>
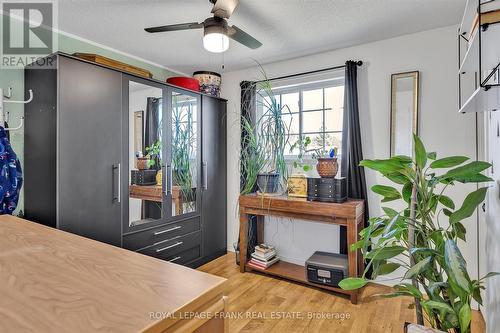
<box><xmin>136</xmin><ymin>157</ymin><xmax>150</xmax><ymax>170</ymax></box>
<box><xmin>316</xmin><ymin>158</ymin><xmax>338</xmax><ymax>178</ymax></box>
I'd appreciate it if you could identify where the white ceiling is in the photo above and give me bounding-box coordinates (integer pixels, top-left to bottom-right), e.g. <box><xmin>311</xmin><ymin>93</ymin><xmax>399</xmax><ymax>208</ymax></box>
<box><xmin>58</xmin><ymin>0</ymin><xmax>465</xmax><ymax>75</ymax></box>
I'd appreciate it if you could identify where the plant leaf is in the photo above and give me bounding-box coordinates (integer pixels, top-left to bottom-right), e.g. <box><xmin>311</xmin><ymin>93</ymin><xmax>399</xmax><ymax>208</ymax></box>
<box><xmin>427</xmin><ymin>152</ymin><xmax>437</xmax><ymax>160</ymax></box>
<box><xmin>378</xmin><ymin>262</ymin><xmax>400</xmax><ymax>275</ymax></box>
<box><xmin>404</xmin><ymin>256</ymin><xmax>432</xmax><ymax>279</ymax></box>
<box><xmin>430</xmin><ymin>156</ymin><xmax>469</xmax><ymax>169</ymax></box>
<box><xmin>438</xmin><ymin>195</ymin><xmax>455</xmax><ymax>209</ymax></box>
<box><xmin>396</xmin><ymin>283</ymin><xmax>423</xmax><ymax>298</ymax></box>
<box><xmin>366</xmin><ymin>246</ymin><xmax>406</xmax><ymax>260</ymax></box>
<box><xmin>385</xmin><ymin>172</ymin><xmax>409</xmax><ymax>185</ymax></box>
<box><xmin>423</xmin><ymin>300</ymin><xmax>455</xmax><ymax>314</ymax></box>
<box><xmin>338</xmin><ymin>277</ymin><xmax>368</xmax><ymax>290</ymax></box>
<box><xmin>454</xmin><ymin>173</ymin><xmax>493</xmax><ymax>183</ymax></box>
<box><xmin>441</xmin><ymin>161</ymin><xmax>492</xmax><ymax>180</ymax></box>
<box><xmin>480</xmin><ymin>272</ymin><xmax>500</xmax><ymax>280</ymax></box>
<box><xmin>450</xmin><ymin>187</ymin><xmax>488</xmax><ymax>224</ymax></box>
<box><xmin>444</xmin><ymin>239</ymin><xmax>471</xmax><ymax>293</ymax></box>
<box><xmin>360</xmin><ymin>159</ymin><xmax>406</xmax><ymax>174</ymax></box>
<box><xmin>413</xmin><ymin>134</ymin><xmax>427</xmax><ymax>169</ymax></box>
<box><xmin>371</xmin><ymin>185</ymin><xmax>401</xmax><ymax>201</ymax></box>
<box><xmin>459</xmin><ymin>303</ymin><xmax>471</xmax><ymax>333</ymax></box>
<box><xmin>402</xmin><ymin>182</ymin><xmax>413</xmax><ymax>203</ymax></box>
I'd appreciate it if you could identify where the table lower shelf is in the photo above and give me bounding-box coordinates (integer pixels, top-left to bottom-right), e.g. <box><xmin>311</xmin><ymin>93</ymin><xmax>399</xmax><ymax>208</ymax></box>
<box><xmin>244</xmin><ymin>260</ymin><xmax>354</xmax><ymax>298</ymax></box>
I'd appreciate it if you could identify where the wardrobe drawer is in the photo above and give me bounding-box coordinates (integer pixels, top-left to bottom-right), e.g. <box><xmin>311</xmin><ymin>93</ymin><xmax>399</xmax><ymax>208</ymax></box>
<box><xmin>162</xmin><ymin>246</ymin><xmax>201</xmax><ymax>266</ymax></box>
<box><xmin>123</xmin><ymin>217</ymin><xmax>200</xmax><ymax>251</ymax></box>
<box><xmin>138</xmin><ymin>231</ymin><xmax>201</xmax><ymax>260</ymax></box>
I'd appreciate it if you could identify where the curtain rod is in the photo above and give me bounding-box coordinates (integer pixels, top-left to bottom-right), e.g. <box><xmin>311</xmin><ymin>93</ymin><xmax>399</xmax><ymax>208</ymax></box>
<box><xmin>255</xmin><ymin>60</ymin><xmax>363</xmax><ymax>84</ymax></box>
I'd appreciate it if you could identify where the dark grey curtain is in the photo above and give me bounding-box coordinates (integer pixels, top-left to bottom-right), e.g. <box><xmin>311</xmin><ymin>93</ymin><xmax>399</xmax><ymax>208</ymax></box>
<box><xmin>144</xmin><ymin>97</ymin><xmax>161</xmax><ymax>150</ymax></box>
<box><xmin>340</xmin><ymin>61</ymin><xmax>369</xmax><ymax>254</ymax></box>
<box><xmin>144</xmin><ymin>97</ymin><xmax>161</xmax><ymax>170</ymax></box>
<box><xmin>239</xmin><ymin>81</ymin><xmax>258</xmax><ymax>259</ymax></box>
<box><xmin>143</xmin><ymin>97</ymin><xmax>161</xmax><ymax>219</ymax></box>
<box><xmin>240</xmin><ymin>81</ymin><xmax>257</xmax><ymax>191</ymax></box>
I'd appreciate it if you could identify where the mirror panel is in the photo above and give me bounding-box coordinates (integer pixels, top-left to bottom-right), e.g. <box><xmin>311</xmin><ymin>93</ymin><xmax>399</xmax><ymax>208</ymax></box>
<box><xmin>390</xmin><ymin>71</ymin><xmax>419</xmax><ymax>157</ymax></box>
<box><xmin>171</xmin><ymin>91</ymin><xmax>198</xmax><ymax>217</ymax></box>
<box><xmin>128</xmin><ymin>81</ymin><xmax>164</xmax><ymax>227</ymax></box>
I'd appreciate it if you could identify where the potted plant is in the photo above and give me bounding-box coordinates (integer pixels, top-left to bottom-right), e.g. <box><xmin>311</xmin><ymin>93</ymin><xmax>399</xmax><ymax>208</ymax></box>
<box><xmin>247</xmin><ymin>70</ymin><xmax>291</xmax><ymax>194</ymax></box>
<box><xmin>339</xmin><ymin>135</ymin><xmax>498</xmax><ymax>333</ymax></box>
<box><xmin>291</xmin><ymin>136</ymin><xmax>339</xmax><ymax>178</ymax></box>
<box><xmin>145</xmin><ymin>140</ymin><xmax>161</xmax><ymax>169</ymax></box>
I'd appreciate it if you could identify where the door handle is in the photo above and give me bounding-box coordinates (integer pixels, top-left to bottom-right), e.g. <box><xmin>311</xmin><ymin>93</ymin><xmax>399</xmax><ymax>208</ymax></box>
<box><xmin>164</xmin><ymin>165</ymin><xmax>173</xmax><ymax>195</ymax></box>
<box><xmin>112</xmin><ymin>164</ymin><xmax>121</xmax><ymax>203</ymax></box>
<box><xmin>202</xmin><ymin>162</ymin><xmax>208</xmax><ymax>191</ymax></box>
<box><xmin>168</xmin><ymin>256</ymin><xmax>181</xmax><ymax>263</ymax></box>
<box><xmin>153</xmin><ymin>225</ymin><xmax>181</xmax><ymax>236</ymax></box>
<box><xmin>156</xmin><ymin>241</ymin><xmax>183</xmax><ymax>253</ymax></box>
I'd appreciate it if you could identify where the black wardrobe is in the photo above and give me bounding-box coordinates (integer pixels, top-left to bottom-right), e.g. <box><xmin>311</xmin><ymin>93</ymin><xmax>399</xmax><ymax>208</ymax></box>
<box><xmin>24</xmin><ymin>53</ymin><xmax>227</xmax><ymax>268</ymax></box>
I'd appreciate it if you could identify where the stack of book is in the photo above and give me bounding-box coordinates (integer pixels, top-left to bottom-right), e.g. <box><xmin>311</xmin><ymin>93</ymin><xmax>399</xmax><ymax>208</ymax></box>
<box><xmin>248</xmin><ymin>244</ymin><xmax>279</xmax><ymax>270</ymax></box>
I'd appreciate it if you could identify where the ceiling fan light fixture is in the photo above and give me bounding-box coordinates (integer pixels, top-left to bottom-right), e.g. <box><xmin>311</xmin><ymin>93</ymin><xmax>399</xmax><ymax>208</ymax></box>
<box><xmin>203</xmin><ymin>19</ymin><xmax>229</xmax><ymax>53</ymax></box>
<box><xmin>203</xmin><ymin>32</ymin><xmax>229</xmax><ymax>53</ymax></box>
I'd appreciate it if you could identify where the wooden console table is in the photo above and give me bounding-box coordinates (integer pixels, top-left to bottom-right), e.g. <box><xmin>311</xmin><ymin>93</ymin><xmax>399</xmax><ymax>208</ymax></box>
<box><xmin>238</xmin><ymin>194</ymin><xmax>365</xmax><ymax>304</ymax></box>
<box><xmin>129</xmin><ymin>184</ymin><xmax>183</xmax><ymax>215</ymax></box>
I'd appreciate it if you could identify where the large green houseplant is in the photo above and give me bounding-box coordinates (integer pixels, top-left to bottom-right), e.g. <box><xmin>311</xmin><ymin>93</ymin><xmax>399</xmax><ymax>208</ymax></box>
<box><xmin>240</xmin><ymin>69</ymin><xmax>291</xmax><ymax>194</ymax></box>
<box><xmin>339</xmin><ymin>135</ymin><xmax>498</xmax><ymax>333</ymax></box>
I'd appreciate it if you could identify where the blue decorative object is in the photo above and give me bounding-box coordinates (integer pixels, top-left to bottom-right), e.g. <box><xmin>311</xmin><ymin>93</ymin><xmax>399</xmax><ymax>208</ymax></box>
<box><xmin>329</xmin><ymin>148</ymin><xmax>335</xmax><ymax>158</ymax></box>
<box><xmin>0</xmin><ymin>127</ymin><xmax>22</xmax><ymax>215</ymax></box>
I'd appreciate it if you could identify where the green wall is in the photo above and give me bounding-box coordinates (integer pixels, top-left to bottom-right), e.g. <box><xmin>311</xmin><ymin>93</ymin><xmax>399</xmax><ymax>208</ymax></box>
<box><xmin>0</xmin><ymin>15</ymin><xmax>178</xmax><ymax>214</ymax></box>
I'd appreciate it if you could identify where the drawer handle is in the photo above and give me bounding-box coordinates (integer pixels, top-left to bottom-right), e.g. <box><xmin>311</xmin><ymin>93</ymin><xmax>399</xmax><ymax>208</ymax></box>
<box><xmin>156</xmin><ymin>241</ymin><xmax>183</xmax><ymax>253</ymax></box>
<box><xmin>168</xmin><ymin>256</ymin><xmax>182</xmax><ymax>262</ymax></box>
<box><xmin>154</xmin><ymin>226</ymin><xmax>181</xmax><ymax>236</ymax></box>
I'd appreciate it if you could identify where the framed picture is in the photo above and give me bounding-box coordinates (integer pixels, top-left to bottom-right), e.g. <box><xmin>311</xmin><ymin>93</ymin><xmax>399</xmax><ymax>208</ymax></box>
<box><xmin>390</xmin><ymin>71</ymin><xmax>420</xmax><ymax>157</ymax></box>
<box><xmin>133</xmin><ymin>110</ymin><xmax>144</xmax><ymax>153</ymax></box>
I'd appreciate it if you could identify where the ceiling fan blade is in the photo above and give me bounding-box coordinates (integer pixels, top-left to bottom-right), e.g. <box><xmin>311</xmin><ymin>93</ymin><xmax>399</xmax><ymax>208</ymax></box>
<box><xmin>145</xmin><ymin>22</ymin><xmax>203</xmax><ymax>33</ymax></box>
<box><xmin>228</xmin><ymin>25</ymin><xmax>262</xmax><ymax>49</ymax></box>
<box><xmin>211</xmin><ymin>0</ymin><xmax>239</xmax><ymax>19</ymax></box>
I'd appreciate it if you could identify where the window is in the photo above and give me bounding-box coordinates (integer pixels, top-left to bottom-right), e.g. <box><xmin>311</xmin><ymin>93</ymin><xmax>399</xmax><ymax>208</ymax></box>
<box><xmin>257</xmin><ymin>75</ymin><xmax>345</xmax><ymax>160</ymax></box>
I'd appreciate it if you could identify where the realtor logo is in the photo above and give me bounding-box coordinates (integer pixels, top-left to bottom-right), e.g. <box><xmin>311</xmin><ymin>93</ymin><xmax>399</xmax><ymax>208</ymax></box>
<box><xmin>1</xmin><ymin>1</ymin><xmax>57</xmax><ymax>68</ymax></box>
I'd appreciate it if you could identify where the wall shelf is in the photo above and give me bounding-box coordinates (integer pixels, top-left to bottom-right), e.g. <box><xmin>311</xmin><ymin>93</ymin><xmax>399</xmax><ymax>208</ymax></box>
<box><xmin>458</xmin><ymin>0</ymin><xmax>500</xmax><ymax>113</ymax></box>
<box><xmin>459</xmin><ymin>86</ymin><xmax>500</xmax><ymax>113</ymax></box>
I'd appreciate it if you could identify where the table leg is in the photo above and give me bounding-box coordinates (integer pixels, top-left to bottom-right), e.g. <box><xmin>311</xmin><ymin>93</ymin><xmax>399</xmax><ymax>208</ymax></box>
<box><xmin>239</xmin><ymin>208</ymin><xmax>249</xmax><ymax>273</ymax></box>
<box><xmin>256</xmin><ymin>215</ymin><xmax>264</xmax><ymax>245</ymax></box>
<box><xmin>347</xmin><ymin>217</ymin><xmax>359</xmax><ymax>304</ymax></box>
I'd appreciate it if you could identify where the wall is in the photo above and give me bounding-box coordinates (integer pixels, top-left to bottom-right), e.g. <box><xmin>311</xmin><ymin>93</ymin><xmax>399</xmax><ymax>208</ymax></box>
<box><xmin>1</xmin><ymin>12</ymin><xmax>179</xmax><ymax>213</ymax></box>
<box><xmin>482</xmin><ymin>110</ymin><xmax>500</xmax><ymax>332</ymax></box>
<box><xmin>222</xmin><ymin>25</ymin><xmax>480</xmax><ymax>283</ymax></box>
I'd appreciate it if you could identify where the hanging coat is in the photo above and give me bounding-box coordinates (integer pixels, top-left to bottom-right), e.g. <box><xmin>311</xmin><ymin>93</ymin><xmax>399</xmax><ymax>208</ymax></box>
<box><xmin>0</xmin><ymin>127</ymin><xmax>22</xmax><ymax>214</ymax></box>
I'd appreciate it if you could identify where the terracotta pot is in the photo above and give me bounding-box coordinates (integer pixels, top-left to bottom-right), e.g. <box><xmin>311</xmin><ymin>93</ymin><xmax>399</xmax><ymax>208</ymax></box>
<box><xmin>316</xmin><ymin>158</ymin><xmax>338</xmax><ymax>178</ymax></box>
<box><xmin>136</xmin><ymin>157</ymin><xmax>150</xmax><ymax>170</ymax></box>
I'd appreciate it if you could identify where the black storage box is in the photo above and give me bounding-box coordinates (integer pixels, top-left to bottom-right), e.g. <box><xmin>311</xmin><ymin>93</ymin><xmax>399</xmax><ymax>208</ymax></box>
<box><xmin>307</xmin><ymin>177</ymin><xmax>347</xmax><ymax>203</ymax></box>
<box><xmin>306</xmin><ymin>251</ymin><xmax>348</xmax><ymax>287</ymax></box>
<box><xmin>131</xmin><ymin>169</ymin><xmax>157</xmax><ymax>186</ymax></box>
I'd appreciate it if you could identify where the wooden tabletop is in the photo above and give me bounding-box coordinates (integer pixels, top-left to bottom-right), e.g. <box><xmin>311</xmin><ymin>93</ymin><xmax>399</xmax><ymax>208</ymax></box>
<box><xmin>0</xmin><ymin>215</ymin><xmax>227</xmax><ymax>333</ymax></box>
<box><xmin>239</xmin><ymin>194</ymin><xmax>364</xmax><ymax>222</ymax></box>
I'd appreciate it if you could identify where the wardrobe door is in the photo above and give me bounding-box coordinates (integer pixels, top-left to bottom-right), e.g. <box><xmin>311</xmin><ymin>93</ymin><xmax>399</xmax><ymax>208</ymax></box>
<box><xmin>58</xmin><ymin>56</ymin><xmax>123</xmax><ymax>246</ymax></box>
<box><xmin>169</xmin><ymin>88</ymin><xmax>201</xmax><ymax>219</ymax></box>
<box><xmin>201</xmin><ymin>96</ymin><xmax>227</xmax><ymax>259</ymax></box>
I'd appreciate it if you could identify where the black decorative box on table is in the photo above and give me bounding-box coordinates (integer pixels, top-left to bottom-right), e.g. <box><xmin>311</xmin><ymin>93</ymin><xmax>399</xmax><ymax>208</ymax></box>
<box><xmin>307</xmin><ymin>177</ymin><xmax>347</xmax><ymax>203</ymax></box>
<box><xmin>131</xmin><ymin>169</ymin><xmax>157</xmax><ymax>186</ymax></box>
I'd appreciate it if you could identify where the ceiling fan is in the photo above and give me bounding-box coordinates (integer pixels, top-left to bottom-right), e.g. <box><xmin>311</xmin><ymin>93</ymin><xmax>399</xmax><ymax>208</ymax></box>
<box><xmin>144</xmin><ymin>0</ymin><xmax>262</xmax><ymax>53</ymax></box>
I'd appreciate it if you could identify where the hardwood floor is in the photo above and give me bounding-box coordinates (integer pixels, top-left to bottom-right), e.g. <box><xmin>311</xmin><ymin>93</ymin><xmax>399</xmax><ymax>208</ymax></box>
<box><xmin>198</xmin><ymin>253</ymin><xmax>486</xmax><ymax>333</ymax></box>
